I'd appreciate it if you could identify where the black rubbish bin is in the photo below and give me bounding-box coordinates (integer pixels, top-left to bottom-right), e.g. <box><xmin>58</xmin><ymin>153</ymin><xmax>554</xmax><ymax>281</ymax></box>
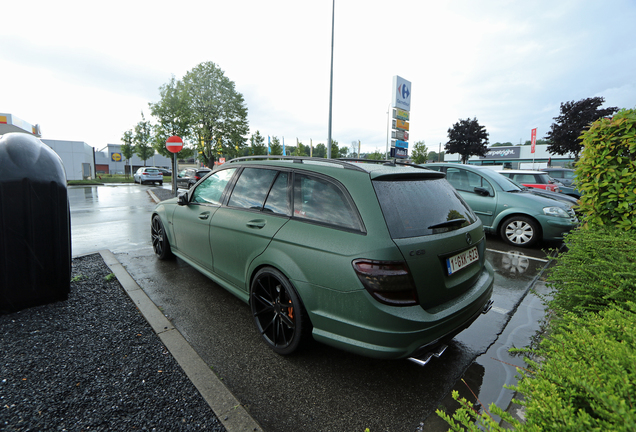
<box><xmin>0</xmin><ymin>133</ymin><xmax>71</xmax><ymax>313</ymax></box>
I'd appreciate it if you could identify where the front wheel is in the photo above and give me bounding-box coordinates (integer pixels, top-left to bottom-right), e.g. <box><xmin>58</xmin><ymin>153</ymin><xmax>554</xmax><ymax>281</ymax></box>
<box><xmin>500</xmin><ymin>216</ymin><xmax>540</xmax><ymax>248</ymax></box>
<box><xmin>250</xmin><ymin>267</ymin><xmax>311</xmax><ymax>355</ymax></box>
<box><xmin>151</xmin><ymin>215</ymin><xmax>173</xmax><ymax>259</ymax></box>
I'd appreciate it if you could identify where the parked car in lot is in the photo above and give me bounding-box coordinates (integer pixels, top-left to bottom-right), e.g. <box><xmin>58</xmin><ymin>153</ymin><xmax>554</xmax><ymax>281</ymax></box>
<box><xmin>134</xmin><ymin>167</ymin><xmax>163</xmax><ymax>185</ymax></box>
<box><xmin>540</xmin><ymin>167</ymin><xmax>576</xmax><ymax>186</ymax></box>
<box><xmin>176</xmin><ymin>168</ymin><xmax>211</xmax><ymax>189</ymax></box>
<box><xmin>494</xmin><ymin>169</ymin><xmax>561</xmax><ymax>192</ymax></box>
<box><xmin>540</xmin><ymin>168</ymin><xmax>581</xmax><ymax>198</ymax></box>
<box><xmin>155</xmin><ymin>167</ymin><xmax>172</xmax><ymax>176</ymax></box>
<box><xmin>151</xmin><ymin>157</ymin><xmax>494</xmax><ymax>361</ymax></box>
<box><xmin>424</xmin><ymin>163</ymin><xmax>579</xmax><ymax>247</ymax></box>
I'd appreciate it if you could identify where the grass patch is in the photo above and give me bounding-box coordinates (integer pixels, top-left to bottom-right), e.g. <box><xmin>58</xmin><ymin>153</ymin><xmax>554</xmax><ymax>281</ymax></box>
<box><xmin>68</xmin><ymin>174</ymin><xmax>172</xmax><ymax>185</ymax></box>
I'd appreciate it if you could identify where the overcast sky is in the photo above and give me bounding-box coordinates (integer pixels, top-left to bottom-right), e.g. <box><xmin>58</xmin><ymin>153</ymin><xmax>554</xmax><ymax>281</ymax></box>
<box><xmin>2</xmin><ymin>0</ymin><xmax>635</xmax><ymax>155</ymax></box>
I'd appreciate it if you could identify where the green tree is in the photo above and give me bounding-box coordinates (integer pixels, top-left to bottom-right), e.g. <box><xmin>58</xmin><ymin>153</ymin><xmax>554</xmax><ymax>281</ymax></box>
<box><xmin>270</xmin><ymin>136</ymin><xmax>283</xmax><ymax>155</ymax></box>
<box><xmin>250</xmin><ymin>131</ymin><xmax>267</xmax><ymax>155</ymax></box>
<box><xmin>331</xmin><ymin>139</ymin><xmax>340</xmax><ymax>159</ymax></box>
<box><xmin>294</xmin><ymin>141</ymin><xmax>309</xmax><ymax>156</ymax></box>
<box><xmin>134</xmin><ymin>112</ymin><xmax>154</xmax><ymax>166</ymax></box>
<box><xmin>428</xmin><ymin>150</ymin><xmax>445</xmax><ymax>162</ymax></box>
<box><xmin>313</xmin><ymin>143</ymin><xmax>327</xmax><ymax>158</ymax></box>
<box><xmin>366</xmin><ymin>149</ymin><xmax>384</xmax><ymax>160</ymax></box>
<box><xmin>546</xmin><ymin>96</ymin><xmax>618</xmax><ymax>160</ymax></box>
<box><xmin>148</xmin><ymin>76</ymin><xmax>192</xmax><ymax>160</ymax></box>
<box><xmin>410</xmin><ymin>140</ymin><xmax>428</xmax><ymax>164</ymax></box>
<box><xmin>120</xmin><ymin>130</ymin><xmax>135</xmax><ymax>177</ymax></box>
<box><xmin>445</xmin><ymin>117</ymin><xmax>489</xmax><ymax>164</ymax></box>
<box><xmin>181</xmin><ymin>61</ymin><xmax>249</xmax><ymax>167</ymax></box>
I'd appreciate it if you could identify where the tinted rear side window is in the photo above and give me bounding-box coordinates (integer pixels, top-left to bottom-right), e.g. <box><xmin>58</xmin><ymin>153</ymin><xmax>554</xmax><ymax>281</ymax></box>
<box><xmin>293</xmin><ymin>174</ymin><xmax>362</xmax><ymax>231</ymax></box>
<box><xmin>373</xmin><ymin>178</ymin><xmax>477</xmax><ymax>239</ymax></box>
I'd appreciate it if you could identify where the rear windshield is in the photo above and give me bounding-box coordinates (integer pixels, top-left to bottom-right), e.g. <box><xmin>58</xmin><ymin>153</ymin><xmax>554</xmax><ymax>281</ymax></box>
<box><xmin>373</xmin><ymin>178</ymin><xmax>477</xmax><ymax>239</ymax></box>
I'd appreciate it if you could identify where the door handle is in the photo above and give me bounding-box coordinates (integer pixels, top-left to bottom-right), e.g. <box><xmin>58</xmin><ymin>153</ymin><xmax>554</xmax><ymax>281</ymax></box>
<box><xmin>198</xmin><ymin>212</ymin><xmax>210</xmax><ymax>220</ymax></box>
<box><xmin>246</xmin><ymin>219</ymin><xmax>266</xmax><ymax>229</ymax></box>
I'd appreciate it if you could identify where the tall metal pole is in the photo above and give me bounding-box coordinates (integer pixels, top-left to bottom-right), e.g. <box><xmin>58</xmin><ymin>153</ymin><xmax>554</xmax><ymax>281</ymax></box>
<box><xmin>386</xmin><ymin>103</ymin><xmax>391</xmax><ymax>159</ymax></box>
<box><xmin>327</xmin><ymin>0</ymin><xmax>335</xmax><ymax>159</ymax></box>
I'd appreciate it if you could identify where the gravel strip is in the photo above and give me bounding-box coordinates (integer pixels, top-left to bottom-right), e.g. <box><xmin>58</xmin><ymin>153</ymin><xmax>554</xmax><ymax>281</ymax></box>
<box><xmin>151</xmin><ymin>187</ymin><xmax>181</xmax><ymax>202</ymax></box>
<box><xmin>0</xmin><ymin>254</ymin><xmax>226</xmax><ymax>432</ymax></box>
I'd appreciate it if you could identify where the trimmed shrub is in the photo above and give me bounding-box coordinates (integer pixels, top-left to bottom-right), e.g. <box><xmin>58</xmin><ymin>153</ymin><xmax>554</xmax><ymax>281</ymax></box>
<box><xmin>546</xmin><ymin>227</ymin><xmax>636</xmax><ymax>315</ymax></box>
<box><xmin>576</xmin><ymin>108</ymin><xmax>636</xmax><ymax>230</ymax></box>
<box><xmin>437</xmin><ymin>227</ymin><xmax>636</xmax><ymax>431</ymax></box>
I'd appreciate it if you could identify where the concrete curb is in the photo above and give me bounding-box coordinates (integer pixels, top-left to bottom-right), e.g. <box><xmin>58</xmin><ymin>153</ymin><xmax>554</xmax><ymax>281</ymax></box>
<box><xmin>99</xmin><ymin>249</ymin><xmax>263</xmax><ymax>432</ymax></box>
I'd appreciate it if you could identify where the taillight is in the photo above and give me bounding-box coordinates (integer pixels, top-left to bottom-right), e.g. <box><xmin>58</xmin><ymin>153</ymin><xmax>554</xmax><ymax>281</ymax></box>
<box><xmin>195</xmin><ymin>175</ymin><xmax>201</xmax><ymax>180</ymax></box>
<box><xmin>352</xmin><ymin>259</ymin><xmax>419</xmax><ymax>306</ymax></box>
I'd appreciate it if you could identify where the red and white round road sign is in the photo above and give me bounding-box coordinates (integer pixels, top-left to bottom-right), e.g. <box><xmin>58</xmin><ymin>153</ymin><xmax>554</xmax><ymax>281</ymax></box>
<box><xmin>166</xmin><ymin>136</ymin><xmax>183</xmax><ymax>153</ymax></box>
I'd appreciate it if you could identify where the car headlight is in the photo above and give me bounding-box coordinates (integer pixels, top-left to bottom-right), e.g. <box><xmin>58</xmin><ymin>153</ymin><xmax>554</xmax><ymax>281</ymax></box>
<box><xmin>543</xmin><ymin>206</ymin><xmax>570</xmax><ymax>218</ymax></box>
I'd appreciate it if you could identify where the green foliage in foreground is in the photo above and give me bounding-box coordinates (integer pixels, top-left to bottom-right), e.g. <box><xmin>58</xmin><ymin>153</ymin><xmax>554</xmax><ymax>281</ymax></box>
<box><xmin>438</xmin><ymin>227</ymin><xmax>636</xmax><ymax>431</ymax></box>
<box><xmin>576</xmin><ymin>108</ymin><xmax>636</xmax><ymax>230</ymax></box>
<box><xmin>546</xmin><ymin>227</ymin><xmax>636</xmax><ymax>315</ymax></box>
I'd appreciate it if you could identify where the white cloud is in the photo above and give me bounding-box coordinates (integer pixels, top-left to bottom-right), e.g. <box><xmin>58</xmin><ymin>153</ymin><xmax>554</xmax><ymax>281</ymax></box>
<box><xmin>2</xmin><ymin>0</ymin><xmax>635</xmax><ymax>154</ymax></box>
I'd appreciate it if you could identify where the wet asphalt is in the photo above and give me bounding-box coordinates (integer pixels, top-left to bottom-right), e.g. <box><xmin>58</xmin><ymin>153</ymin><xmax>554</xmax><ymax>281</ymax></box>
<box><xmin>66</xmin><ymin>184</ymin><xmax>555</xmax><ymax>431</ymax></box>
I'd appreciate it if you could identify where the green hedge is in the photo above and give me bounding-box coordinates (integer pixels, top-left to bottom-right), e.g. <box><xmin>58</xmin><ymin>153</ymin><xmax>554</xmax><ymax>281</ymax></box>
<box><xmin>576</xmin><ymin>108</ymin><xmax>636</xmax><ymax>230</ymax></box>
<box><xmin>437</xmin><ymin>227</ymin><xmax>636</xmax><ymax>431</ymax></box>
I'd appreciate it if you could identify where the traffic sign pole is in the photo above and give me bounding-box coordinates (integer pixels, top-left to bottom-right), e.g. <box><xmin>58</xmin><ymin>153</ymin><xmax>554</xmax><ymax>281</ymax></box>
<box><xmin>166</xmin><ymin>136</ymin><xmax>184</xmax><ymax>196</ymax></box>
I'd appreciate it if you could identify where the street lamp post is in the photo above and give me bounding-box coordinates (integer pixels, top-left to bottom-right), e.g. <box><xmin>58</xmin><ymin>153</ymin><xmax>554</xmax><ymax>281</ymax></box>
<box><xmin>327</xmin><ymin>0</ymin><xmax>335</xmax><ymax>159</ymax></box>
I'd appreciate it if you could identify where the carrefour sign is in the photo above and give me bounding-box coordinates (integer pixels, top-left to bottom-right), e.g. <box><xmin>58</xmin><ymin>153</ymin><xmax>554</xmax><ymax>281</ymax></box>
<box><xmin>391</xmin><ymin>76</ymin><xmax>411</xmax><ymax>110</ymax></box>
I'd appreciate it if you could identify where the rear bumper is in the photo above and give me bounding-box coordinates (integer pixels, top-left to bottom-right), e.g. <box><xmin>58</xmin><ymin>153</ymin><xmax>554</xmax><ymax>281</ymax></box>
<box><xmin>303</xmin><ymin>263</ymin><xmax>495</xmax><ymax>360</ymax></box>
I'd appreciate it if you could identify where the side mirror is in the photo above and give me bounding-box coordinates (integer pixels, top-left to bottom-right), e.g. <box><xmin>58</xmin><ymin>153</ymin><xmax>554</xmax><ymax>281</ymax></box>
<box><xmin>474</xmin><ymin>187</ymin><xmax>491</xmax><ymax>197</ymax></box>
<box><xmin>177</xmin><ymin>193</ymin><xmax>189</xmax><ymax>206</ymax></box>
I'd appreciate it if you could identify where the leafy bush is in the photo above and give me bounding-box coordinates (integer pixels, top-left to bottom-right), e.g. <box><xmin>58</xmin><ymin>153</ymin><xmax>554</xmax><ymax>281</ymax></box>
<box><xmin>515</xmin><ymin>303</ymin><xmax>636</xmax><ymax>431</ymax></box>
<box><xmin>576</xmin><ymin>108</ymin><xmax>636</xmax><ymax>230</ymax></box>
<box><xmin>437</xmin><ymin>227</ymin><xmax>636</xmax><ymax>431</ymax></box>
<box><xmin>546</xmin><ymin>227</ymin><xmax>636</xmax><ymax>315</ymax></box>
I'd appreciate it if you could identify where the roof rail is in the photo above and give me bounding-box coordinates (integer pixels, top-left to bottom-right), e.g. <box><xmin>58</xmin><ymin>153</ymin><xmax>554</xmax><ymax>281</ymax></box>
<box><xmin>225</xmin><ymin>155</ymin><xmax>369</xmax><ymax>172</ymax></box>
<box><xmin>337</xmin><ymin>158</ymin><xmax>430</xmax><ymax>170</ymax></box>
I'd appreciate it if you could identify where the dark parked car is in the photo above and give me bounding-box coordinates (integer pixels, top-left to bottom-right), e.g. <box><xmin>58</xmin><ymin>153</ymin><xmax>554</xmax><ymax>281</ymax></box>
<box><xmin>151</xmin><ymin>157</ymin><xmax>494</xmax><ymax>362</ymax></box>
<box><xmin>540</xmin><ymin>168</ymin><xmax>576</xmax><ymax>186</ymax></box>
<box><xmin>155</xmin><ymin>167</ymin><xmax>172</xmax><ymax>176</ymax></box>
<box><xmin>176</xmin><ymin>168</ymin><xmax>211</xmax><ymax>189</ymax></box>
<box><xmin>425</xmin><ymin>163</ymin><xmax>578</xmax><ymax>247</ymax></box>
<box><xmin>541</xmin><ymin>168</ymin><xmax>581</xmax><ymax>198</ymax></box>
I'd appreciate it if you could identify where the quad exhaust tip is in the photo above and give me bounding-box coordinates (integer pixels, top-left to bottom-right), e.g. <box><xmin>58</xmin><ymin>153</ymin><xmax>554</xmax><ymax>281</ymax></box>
<box><xmin>408</xmin><ymin>299</ymin><xmax>494</xmax><ymax>366</ymax></box>
<box><xmin>407</xmin><ymin>344</ymin><xmax>448</xmax><ymax>366</ymax></box>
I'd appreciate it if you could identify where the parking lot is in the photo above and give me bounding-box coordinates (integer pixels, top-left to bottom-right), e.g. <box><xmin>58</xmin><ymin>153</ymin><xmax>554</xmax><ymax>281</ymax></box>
<box><xmin>69</xmin><ymin>184</ymin><xmax>557</xmax><ymax>431</ymax></box>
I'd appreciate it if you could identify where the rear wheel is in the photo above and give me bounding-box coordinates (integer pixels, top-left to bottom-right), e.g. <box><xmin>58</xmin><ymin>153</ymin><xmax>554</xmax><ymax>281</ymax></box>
<box><xmin>250</xmin><ymin>267</ymin><xmax>311</xmax><ymax>355</ymax></box>
<box><xmin>500</xmin><ymin>216</ymin><xmax>540</xmax><ymax>248</ymax></box>
<box><xmin>151</xmin><ymin>215</ymin><xmax>173</xmax><ymax>259</ymax></box>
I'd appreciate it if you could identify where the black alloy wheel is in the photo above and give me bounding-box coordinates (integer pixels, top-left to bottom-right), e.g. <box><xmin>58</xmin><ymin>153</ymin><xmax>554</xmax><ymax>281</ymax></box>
<box><xmin>250</xmin><ymin>267</ymin><xmax>310</xmax><ymax>355</ymax></box>
<box><xmin>151</xmin><ymin>215</ymin><xmax>173</xmax><ymax>260</ymax></box>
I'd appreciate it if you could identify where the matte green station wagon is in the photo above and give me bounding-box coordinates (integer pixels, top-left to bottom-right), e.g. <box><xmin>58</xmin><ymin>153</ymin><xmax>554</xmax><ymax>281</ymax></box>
<box><xmin>151</xmin><ymin>157</ymin><xmax>494</xmax><ymax>363</ymax></box>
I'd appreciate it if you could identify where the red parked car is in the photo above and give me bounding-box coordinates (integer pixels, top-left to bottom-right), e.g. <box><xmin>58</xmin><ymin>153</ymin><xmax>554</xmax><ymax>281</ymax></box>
<box><xmin>495</xmin><ymin>170</ymin><xmax>561</xmax><ymax>192</ymax></box>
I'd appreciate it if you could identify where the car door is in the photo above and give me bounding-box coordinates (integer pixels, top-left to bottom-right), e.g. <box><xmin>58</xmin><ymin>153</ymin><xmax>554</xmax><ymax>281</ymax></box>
<box><xmin>209</xmin><ymin>168</ymin><xmax>291</xmax><ymax>290</ymax></box>
<box><xmin>172</xmin><ymin>168</ymin><xmax>237</xmax><ymax>270</ymax></box>
<box><xmin>445</xmin><ymin>167</ymin><xmax>497</xmax><ymax>228</ymax></box>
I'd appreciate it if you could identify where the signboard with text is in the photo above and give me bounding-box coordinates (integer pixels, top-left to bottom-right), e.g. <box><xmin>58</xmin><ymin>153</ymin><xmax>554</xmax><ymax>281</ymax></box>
<box><xmin>391</xmin><ymin>76</ymin><xmax>411</xmax><ymax>110</ymax></box>
<box><xmin>390</xmin><ymin>75</ymin><xmax>412</xmax><ymax>159</ymax></box>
